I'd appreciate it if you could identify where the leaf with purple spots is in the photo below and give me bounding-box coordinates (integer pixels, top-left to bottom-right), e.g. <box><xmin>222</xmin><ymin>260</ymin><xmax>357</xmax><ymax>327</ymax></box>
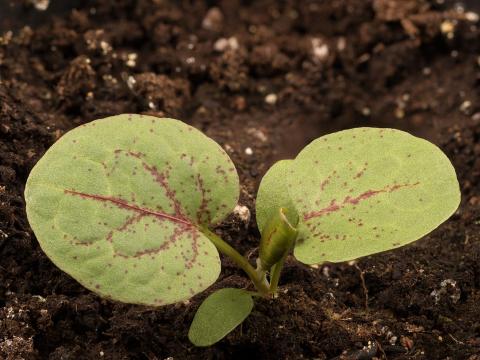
<box><xmin>25</xmin><ymin>114</ymin><xmax>239</xmax><ymax>306</ymax></box>
<box><xmin>289</xmin><ymin>128</ymin><xmax>460</xmax><ymax>264</ymax></box>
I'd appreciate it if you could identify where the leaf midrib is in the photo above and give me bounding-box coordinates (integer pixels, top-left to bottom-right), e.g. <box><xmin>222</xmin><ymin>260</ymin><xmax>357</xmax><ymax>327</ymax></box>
<box><xmin>64</xmin><ymin>189</ymin><xmax>193</xmax><ymax>226</ymax></box>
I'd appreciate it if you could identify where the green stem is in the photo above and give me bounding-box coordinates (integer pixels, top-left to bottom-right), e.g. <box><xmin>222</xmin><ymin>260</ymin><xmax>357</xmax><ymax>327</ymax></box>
<box><xmin>202</xmin><ymin>227</ymin><xmax>270</xmax><ymax>295</ymax></box>
<box><xmin>268</xmin><ymin>251</ymin><xmax>289</xmax><ymax>295</ymax></box>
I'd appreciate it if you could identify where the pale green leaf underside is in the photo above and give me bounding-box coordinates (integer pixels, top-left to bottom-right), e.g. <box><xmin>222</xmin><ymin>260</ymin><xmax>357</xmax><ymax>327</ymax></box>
<box><xmin>289</xmin><ymin>128</ymin><xmax>460</xmax><ymax>264</ymax></box>
<box><xmin>188</xmin><ymin>288</ymin><xmax>253</xmax><ymax>346</ymax></box>
<box><xmin>25</xmin><ymin>114</ymin><xmax>240</xmax><ymax>306</ymax></box>
<box><xmin>256</xmin><ymin>160</ymin><xmax>298</xmax><ymax>234</ymax></box>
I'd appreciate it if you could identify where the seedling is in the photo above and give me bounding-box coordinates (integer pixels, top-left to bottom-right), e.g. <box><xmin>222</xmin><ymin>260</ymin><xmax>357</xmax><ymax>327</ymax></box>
<box><xmin>25</xmin><ymin>114</ymin><xmax>460</xmax><ymax>346</ymax></box>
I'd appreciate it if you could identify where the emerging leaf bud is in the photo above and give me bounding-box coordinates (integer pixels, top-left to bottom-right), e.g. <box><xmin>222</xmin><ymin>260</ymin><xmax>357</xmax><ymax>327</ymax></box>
<box><xmin>259</xmin><ymin>208</ymin><xmax>298</xmax><ymax>271</ymax></box>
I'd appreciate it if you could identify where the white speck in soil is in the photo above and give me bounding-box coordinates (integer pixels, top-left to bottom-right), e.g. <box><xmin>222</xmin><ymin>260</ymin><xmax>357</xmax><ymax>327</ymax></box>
<box><xmin>389</xmin><ymin>335</ymin><xmax>398</xmax><ymax>345</ymax></box>
<box><xmin>0</xmin><ymin>31</ymin><xmax>13</xmax><ymax>46</ymax></box>
<box><xmin>30</xmin><ymin>0</ymin><xmax>49</xmax><ymax>11</ymax></box>
<box><xmin>127</xmin><ymin>76</ymin><xmax>136</xmax><ymax>89</ymax></box>
<box><xmin>440</xmin><ymin>20</ymin><xmax>456</xmax><ymax>39</ymax></box>
<box><xmin>214</xmin><ymin>38</ymin><xmax>228</xmax><ymax>52</ymax></box>
<box><xmin>100</xmin><ymin>41</ymin><xmax>112</xmax><ymax>55</ymax></box>
<box><xmin>460</xmin><ymin>100</ymin><xmax>472</xmax><ymax>114</ymax></box>
<box><xmin>454</xmin><ymin>3</ymin><xmax>465</xmax><ymax>13</ymax></box>
<box><xmin>214</xmin><ymin>37</ymin><xmax>239</xmax><ymax>52</ymax></box>
<box><xmin>265</xmin><ymin>93</ymin><xmax>277</xmax><ymax>105</ymax></box>
<box><xmin>337</xmin><ymin>37</ymin><xmax>346</xmax><ymax>51</ymax></box>
<box><xmin>224</xmin><ymin>144</ymin><xmax>234</xmax><ymax>153</ymax></box>
<box><xmin>233</xmin><ymin>204</ymin><xmax>251</xmax><ymax>224</ymax></box>
<box><xmin>202</xmin><ymin>7</ymin><xmax>224</xmax><ymax>31</ymax></box>
<box><xmin>126</xmin><ymin>53</ymin><xmax>137</xmax><ymax>67</ymax></box>
<box><xmin>246</xmin><ymin>128</ymin><xmax>267</xmax><ymax>142</ymax></box>
<box><xmin>361</xmin><ymin>107</ymin><xmax>371</xmax><ymax>116</ymax></box>
<box><xmin>322</xmin><ymin>266</ymin><xmax>330</xmax><ymax>277</ymax></box>
<box><xmin>311</xmin><ymin>37</ymin><xmax>329</xmax><ymax>62</ymax></box>
<box><xmin>465</xmin><ymin>11</ymin><xmax>479</xmax><ymax>22</ymax></box>
<box><xmin>430</xmin><ymin>278</ymin><xmax>461</xmax><ymax>304</ymax></box>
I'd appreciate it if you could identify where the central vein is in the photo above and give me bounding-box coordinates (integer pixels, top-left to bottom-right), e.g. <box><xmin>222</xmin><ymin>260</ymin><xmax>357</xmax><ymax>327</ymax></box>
<box><xmin>64</xmin><ymin>189</ymin><xmax>192</xmax><ymax>226</ymax></box>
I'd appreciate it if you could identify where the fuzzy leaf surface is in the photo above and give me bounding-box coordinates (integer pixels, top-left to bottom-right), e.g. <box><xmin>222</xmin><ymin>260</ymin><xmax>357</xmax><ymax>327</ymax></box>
<box><xmin>289</xmin><ymin>128</ymin><xmax>460</xmax><ymax>264</ymax></box>
<box><xmin>188</xmin><ymin>288</ymin><xmax>253</xmax><ymax>346</ymax></box>
<box><xmin>25</xmin><ymin>114</ymin><xmax>239</xmax><ymax>305</ymax></box>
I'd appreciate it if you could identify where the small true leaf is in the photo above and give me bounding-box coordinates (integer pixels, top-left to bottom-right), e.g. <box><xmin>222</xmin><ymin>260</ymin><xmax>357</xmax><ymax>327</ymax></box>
<box><xmin>25</xmin><ymin>114</ymin><xmax>239</xmax><ymax>306</ymax></box>
<box><xmin>188</xmin><ymin>288</ymin><xmax>253</xmax><ymax>346</ymax></box>
<box><xmin>289</xmin><ymin>128</ymin><xmax>460</xmax><ymax>264</ymax></box>
<box><xmin>256</xmin><ymin>160</ymin><xmax>298</xmax><ymax>234</ymax></box>
<box><xmin>258</xmin><ymin>208</ymin><xmax>298</xmax><ymax>271</ymax></box>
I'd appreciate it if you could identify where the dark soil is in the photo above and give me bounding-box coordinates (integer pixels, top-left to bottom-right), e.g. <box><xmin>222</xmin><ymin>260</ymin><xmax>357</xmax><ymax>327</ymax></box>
<box><xmin>1</xmin><ymin>0</ymin><xmax>480</xmax><ymax>359</ymax></box>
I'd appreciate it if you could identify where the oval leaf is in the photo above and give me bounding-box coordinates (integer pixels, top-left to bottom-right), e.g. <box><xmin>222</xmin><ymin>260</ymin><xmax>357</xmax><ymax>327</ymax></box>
<box><xmin>256</xmin><ymin>160</ymin><xmax>298</xmax><ymax>234</ymax></box>
<box><xmin>188</xmin><ymin>288</ymin><xmax>253</xmax><ymax>346</ymax></box>
<box><xmin>25</xmin><ymin>114</ymin><xmax>239</xmax><ymax>306</ymax></box>
<box><xmin>289</xmin><ymin>128</ymin><xmax>460</xmax><ymax>264</ymax></box>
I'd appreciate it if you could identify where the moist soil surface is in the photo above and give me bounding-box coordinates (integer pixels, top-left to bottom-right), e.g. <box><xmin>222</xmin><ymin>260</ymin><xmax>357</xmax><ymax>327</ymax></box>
<box><xmin>1</xmin><ymin>1</ymin><xmax>480</xmax><ymax>359</ymax></box>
